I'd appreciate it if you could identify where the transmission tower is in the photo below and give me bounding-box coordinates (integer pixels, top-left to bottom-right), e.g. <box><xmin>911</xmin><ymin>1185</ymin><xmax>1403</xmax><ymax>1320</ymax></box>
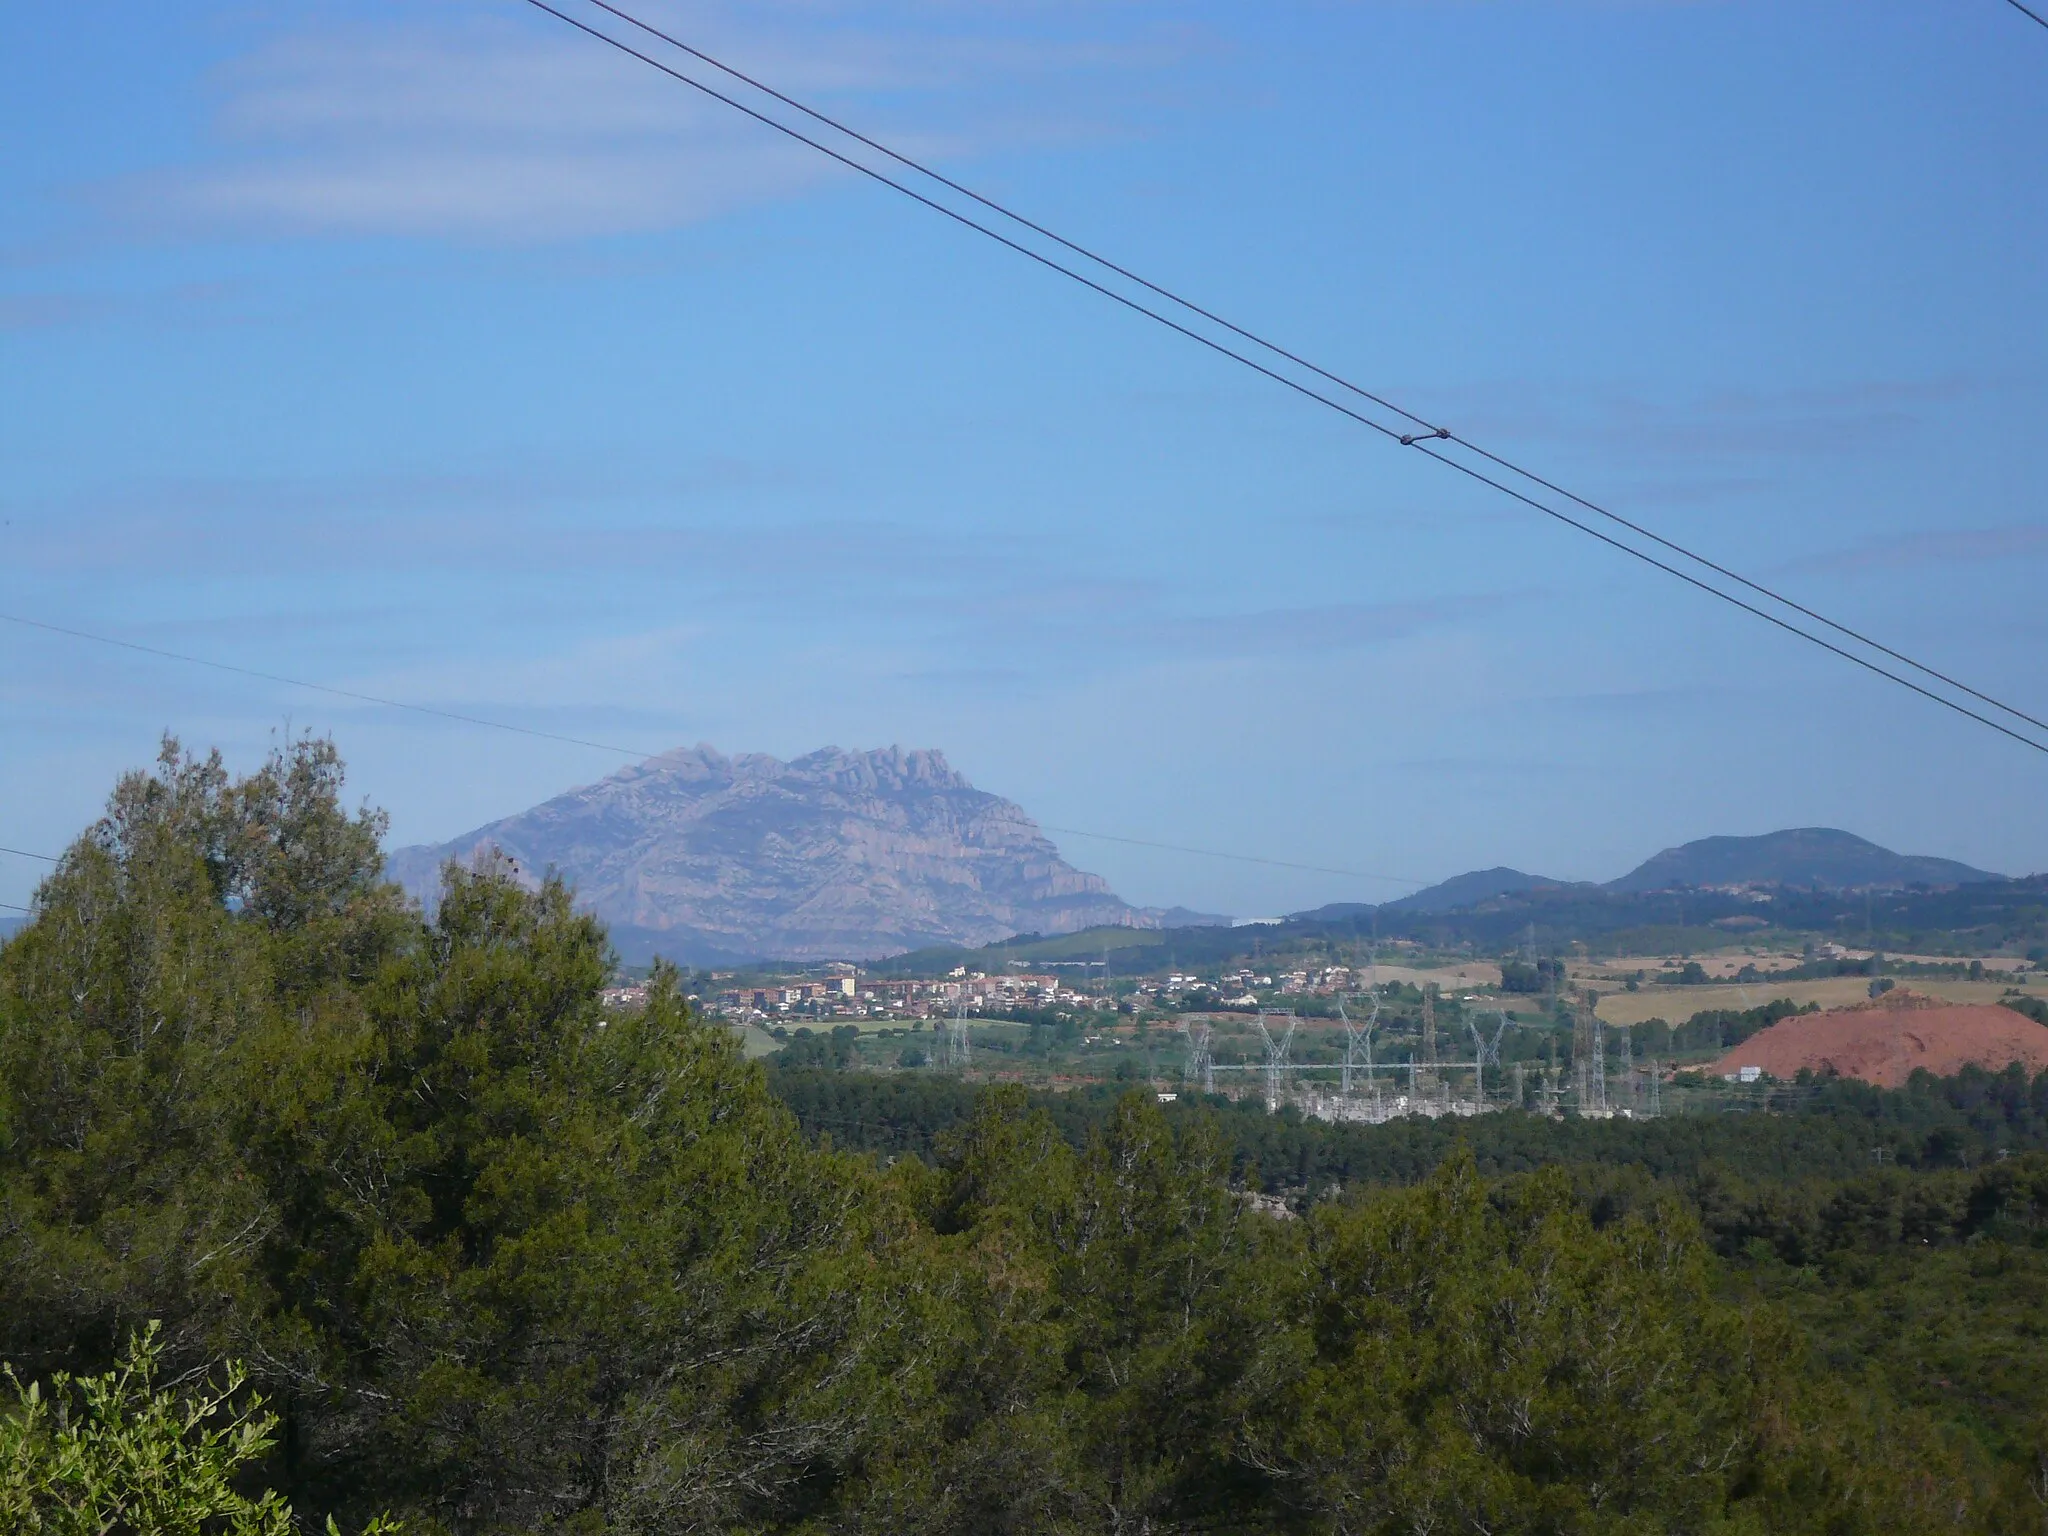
<box><xmin>1338</xmin><ymin>996</ymin><xmax>1357</xmax><ymax>1094</ymax></box>
<box><xmin>1422</xmin><ymin>985</ymin><xmax>1439</xmax><ymax>1075</ymax></box>
<box><xmin>1253</xmin><ymin>1010</ymin><xmax>1298</xmax><ymax>1113</ymax></box>
<box><xmin>1619</xmin><ymin>1025</ymin><xmax>1635</xmax><ymax>1114</ymax></box>
<box><xmin>1365</xmin><ymin>966</ymin><xmax>1384</xmax><ymax>1115</ymax></box>
<box><xmin>946</xmin><ymin>996</ymin><xmax>972</xmax><ymax>1070</ymax></box>
<box><xmin>1180</xmin><ymin>1017</ymin><xmax>1215</xmax><ymax>1095</ymax></box>
<box><xmin>1571</xmin><ymin>994</ymin><xmax>1607</xmax><ymax>1114</ymax></box>
<box><xmin>1467</xmin><ymin>1009</ymin><xmax>1515</xmax><ymax>1108</ymax></box>
<box><xmin>1647</xmin><ymin>1056</ymin><xmax>1662</xmax><ymax>1117</ymax></box>
<box><xmin>1338</xmin><ymin>960</ymin><xmax>1384</xmax><ymax>1092</ymax></box>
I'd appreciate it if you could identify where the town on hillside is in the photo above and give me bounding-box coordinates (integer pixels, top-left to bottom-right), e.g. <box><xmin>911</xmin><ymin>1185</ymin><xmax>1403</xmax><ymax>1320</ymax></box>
<box><xmin>601</xmin><ymin>916</ymin><xmax>2048</xmax><ymax>1123</ymax></box>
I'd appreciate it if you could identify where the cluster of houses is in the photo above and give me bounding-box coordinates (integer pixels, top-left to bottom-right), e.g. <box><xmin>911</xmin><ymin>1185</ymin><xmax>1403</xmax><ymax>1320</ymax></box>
<box><xmin>1121</xmin><ymin>964</ymin><xmax>1367</xmax><ymax>1009</ymax></box>
<box><xmin>597</xmin><ymin>957</ymin><xmax>1415</xmax><ymax>1025</ymax></box>
<box><xmin>705</xmin><ymin>967</ymin><xmax>1107</xmax><ymax>1022</ymax></box>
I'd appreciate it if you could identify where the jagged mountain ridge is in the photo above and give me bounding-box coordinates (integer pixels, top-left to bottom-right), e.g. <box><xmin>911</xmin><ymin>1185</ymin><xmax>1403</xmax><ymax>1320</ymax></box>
<box><xmin>385</xmin><ymin>745</ymin><xmax>1208</xmax><ymax>963</ymax></box>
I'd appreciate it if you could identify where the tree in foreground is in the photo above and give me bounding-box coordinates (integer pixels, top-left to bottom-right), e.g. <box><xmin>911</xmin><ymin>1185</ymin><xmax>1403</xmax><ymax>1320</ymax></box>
<box><xmin>0</xmin><ymin>1322</ymin><xmax>396</xmax><ymax>1535</ymax></box>
<box><xmin>0</xmin><ymin>738</ymin><xmax>2012</xmax><ymax>1532</ymax></box>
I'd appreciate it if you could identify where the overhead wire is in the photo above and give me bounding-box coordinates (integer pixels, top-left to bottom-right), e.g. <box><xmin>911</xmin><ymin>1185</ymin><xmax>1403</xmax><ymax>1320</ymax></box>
<box><xmin>1399</xmin><ymin>440</ymin><xmax>2048</xmax><ymax>756</ymax></box>
<box><xmin>574</xmin><ymin>0</ymin><xmax>1439</xmax><ymax>437</ymax></box>
<box><xmin>518</xmin><ymin>0</ymin><xmax>2048</xmax><ymax>757</ymax></box>
<box><xmin>0</xmin><ymin>610</ymin><xmax>1408</xmax><ymax>886</ymax></box>
<box><xmin>2001</xmin><ymin>0</ymin><xmax>2048</xmax><ymax>33</ymax></box>
<box><xmin>0</xmin><ymin>611</ymin><xmax>647</xmax><ymax>759</ymax></box>
<box><xmin>561</xmin><ymin>0</ymin><xmax>2048</xmax><ymax>748</ymax></box>
<box><xmin>7</xmin><ymin>1</ymin><xmax>2041</xmax><ymax>913</ymax></box>
<box><xmin>580</xmin><ymin>0</ymin><xmax>2048</xmax><ymax>742</ymax></box>
<box><xmin>514</xmin><ymin>1</ymin><xmax>1410</xmax><ymax>449</ymax></box>
<box><xmin>1038</xmin><ymin>827</ymin><xmax>1426</xmax><ymax>888</ymax></box>
<box><xmin>1437</xmin><ymin>435</ymin><xmax>2048</xmax><ymax>740</ymax></box>
<box><xmin>0</xmin><ymin>847</ymin><xmax>58</xmax><ymax>917</ymax></box>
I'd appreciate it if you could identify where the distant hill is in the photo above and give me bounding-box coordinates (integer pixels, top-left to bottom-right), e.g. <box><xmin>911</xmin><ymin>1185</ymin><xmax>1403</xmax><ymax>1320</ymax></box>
<box><xmin>1606</xmin><ymin>828</ymin><xmax>1996</xmax><ymax>894</ymax></box>
<box><xmin>385</xmin><ymin>745</ymin><xmax>1218</xmax><ymax>964</ymax></box>
<box><xmin>1293</xmin><ymin>870</ymin><xmax>1574</xmax><ymax>923</ymax></box>
<box><xmin>1288</xmin><ymin>829</ymin><xmax>2003</xmax><ymax>928</ymax></box>
<box><xmin>1385</xmin><ymin>867</ymin><xmax>1595</xmax><ymax>914</ymax></box>
<box><xmin>0</xmin><ymin>913</ymin><xmax>24</xmax><ymax>942</ymax></box>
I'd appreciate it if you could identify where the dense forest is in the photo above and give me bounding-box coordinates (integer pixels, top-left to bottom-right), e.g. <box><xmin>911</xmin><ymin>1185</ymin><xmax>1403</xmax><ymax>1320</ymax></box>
<box><xmin>3</xmin><ymin>739</ymin><xmax>2044</xmax><ymax>1532</ymax></box>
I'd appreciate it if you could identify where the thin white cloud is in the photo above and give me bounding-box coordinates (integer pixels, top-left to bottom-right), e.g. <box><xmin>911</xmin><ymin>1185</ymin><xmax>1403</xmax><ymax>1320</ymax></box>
<box><xmin>1782</xmin><ymin>525</ymin><xmax>2048</xmax><ymax>577</ymax></box>
<box><xmin>126</xmin><ymin>3</ymin><xmax>1193</xmax><ymax>242</ymax></box>
<box><xmin>1418</xmin><ymin>375</ymin><xmax>1992</xmax><ymax>464</ymax></box>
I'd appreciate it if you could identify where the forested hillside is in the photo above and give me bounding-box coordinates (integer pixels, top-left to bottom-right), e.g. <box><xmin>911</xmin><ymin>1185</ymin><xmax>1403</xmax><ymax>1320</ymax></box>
<box><xmin>2</xmin><ymin>739</ymin><xmax>2040</xmax><ymax>1532</ymax></box>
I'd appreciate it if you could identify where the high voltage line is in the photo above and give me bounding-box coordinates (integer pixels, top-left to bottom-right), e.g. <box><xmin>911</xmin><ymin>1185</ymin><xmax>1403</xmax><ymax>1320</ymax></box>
<box><xmin>0</xmin><ymin>611</ymin><xmax>1422</xmax><ymax>890</ymax></box>
<box><xmin>0</xmin><ymin>612</ymin><xmax>641</xmax><ymax>759</ymax></box>
<box><xmin>2002</xmin><ymin>0</ymin><xmax>2048</xmax><ymax>34</ymax></box>
<box><xmin>517</xmin><ymin>0</ymin><xmax>2048</xmax><ymax>759</ymax></box>
<box><xmin>1038</xmin><ymin>827</ymin><xmax>1425</xmax><ymax>888</ymax></box>
<box><xmin>5</xmin><ymin>5</ymin><xmax>2041</xmax><ymax>906</ymax></box>
<box><xmin>569</xmin><ymin>0</ymin><xmax>2048</xmax><ymax>747</ymax></box>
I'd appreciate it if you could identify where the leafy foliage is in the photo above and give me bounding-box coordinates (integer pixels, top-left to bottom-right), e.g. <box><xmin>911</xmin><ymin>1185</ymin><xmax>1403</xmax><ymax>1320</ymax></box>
<box><xmin>0</xmin><ymin>1321</ymin><xmax>395</xmax><ymax>1536</ymax></box>
<box><xmin>1</xmin><ymin>740</ymin><xmax>2036</xmax><ymax>1531</ymax></box>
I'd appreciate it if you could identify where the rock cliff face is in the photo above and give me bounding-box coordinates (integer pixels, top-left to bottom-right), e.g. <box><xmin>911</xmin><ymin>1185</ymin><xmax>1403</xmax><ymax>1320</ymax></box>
<box><xmin>385</xmin><ymin>745</ymin><xmax>1166</xmax><ymax>962</ymax></box>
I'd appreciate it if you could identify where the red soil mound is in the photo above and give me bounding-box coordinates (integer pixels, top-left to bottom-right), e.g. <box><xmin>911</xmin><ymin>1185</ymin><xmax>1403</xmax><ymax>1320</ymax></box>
<box><xmin>1709</xmin><ymin>990</ymin><xmax>2048</xmax><ymax>1088</ymax></box>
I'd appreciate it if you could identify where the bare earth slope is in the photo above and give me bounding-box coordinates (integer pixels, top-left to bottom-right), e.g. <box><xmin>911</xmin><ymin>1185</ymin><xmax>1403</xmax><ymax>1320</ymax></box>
<box><xmin>1711</xmin><ymin>991</ymin><xmax>2048</xmax><ymax>1087</ymax></box>
<box><xmin>386</xmin><ymin>745</ymin><xmax>1184</xmax><ymax>963</ymax></box>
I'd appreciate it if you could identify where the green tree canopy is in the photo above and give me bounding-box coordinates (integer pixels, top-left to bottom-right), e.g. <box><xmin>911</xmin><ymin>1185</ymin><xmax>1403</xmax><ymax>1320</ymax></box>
<box><xmin>0</xmin><ymin>740</ymin><xmax>2018</xmax><ymax>1532</ymax></box>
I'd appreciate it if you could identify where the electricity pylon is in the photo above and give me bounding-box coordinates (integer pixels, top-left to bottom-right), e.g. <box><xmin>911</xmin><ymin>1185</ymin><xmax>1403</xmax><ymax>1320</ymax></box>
<box><xmin>1180</xmin><ymin>1017</ymin><xmax>1214</xmax><ymax>1095</ymax></box>
<box><xmin>946</xmin><ymin>996</ymin><xmax>972</xmax><ymax>1070</ymax></box>
<box><xmin>1467</xmin><ymin>1009</ymin><xmax>1516</xmax><ymax>1107</ymax></box>
<box><xmin>1253</xmin><ymin>1010</ymin><xmax>1298</xmax><ymax>1113</ymax></box>
<box><xmin>1338</xmin><ymin>976</ymin><xmax>1384</xmax><ymax>1117</ymax></box>
<box><xmin>1571</xmin><ymin>993</ymin><xmax>1606</xmax><ymax>1114</ymax></box>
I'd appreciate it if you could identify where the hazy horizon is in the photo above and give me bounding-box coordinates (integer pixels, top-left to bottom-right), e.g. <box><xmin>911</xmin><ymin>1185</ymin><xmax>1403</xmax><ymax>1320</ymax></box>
<box><xmin>6</xmin><ymin>0</ymin><xmax>2046</xmax><ymax>918</ymax></box>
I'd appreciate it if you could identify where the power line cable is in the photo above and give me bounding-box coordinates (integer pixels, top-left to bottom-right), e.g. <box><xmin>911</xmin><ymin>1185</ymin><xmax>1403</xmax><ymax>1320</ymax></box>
<box><xmin>0</xmin><ymin>846</ymin><xmax>59</xmax><ymax>864</ymax></box>
<box><xmin>1398</xmin><ymin>440</ymin><xmax>2048</xmax><ymax>756</ymax></box>
<box><xmin>513</xmin><ymin>1</ymin><xmax>1411</xmax><ymax>447</ymax></box>
<box><xmin>1439</xmin><ymin>435</ymin><xmax>2048</xmax><ymax>740</ymax></box>
<box><xmin>0</xmin><ymin>611</ymin><xmax>1422</xmax><ymax>883</ymax></box>
<box><xmin>2001</xmin><ymin>0</ymin><xmax>2048</xmax><ymax>32</ymax></box>
<box><xmin>521</xmin><ymin>0</ymin><xmax>2048</xmax><ymax>755</ymax></box>
<box><xmin>576</xmin><ymin>0</ymin><xmax>1440</xmax><ymax>436</ymax></box>
<box><xmin>1038</xmin><ymin>826</ymin><xmax>1426</xmax><ymax>887</ymax></box>
<box><xmin>0</xmin><ymin>612</ymin><xmax>645</xmax><ymax>759</ymax></box>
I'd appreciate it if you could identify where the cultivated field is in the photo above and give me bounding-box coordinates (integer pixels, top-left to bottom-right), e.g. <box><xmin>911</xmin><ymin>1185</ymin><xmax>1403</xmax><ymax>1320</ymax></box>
<box><xmin>1592</xmin><ymin>973</ymin><xmax>2048</xmax><ymax>1028</ymax></box>
<box><xmin>1373</xmin><ymin>961</ymin><xmax>1504</xmax><ymax>991</ymax></box>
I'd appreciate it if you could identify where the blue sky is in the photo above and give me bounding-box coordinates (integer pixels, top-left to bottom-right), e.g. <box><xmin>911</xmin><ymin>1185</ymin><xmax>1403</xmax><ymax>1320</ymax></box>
<box><xmin>3</xmin><ymin>0</ymin><xmax>2045</xmax><ymax>919</ymax></box>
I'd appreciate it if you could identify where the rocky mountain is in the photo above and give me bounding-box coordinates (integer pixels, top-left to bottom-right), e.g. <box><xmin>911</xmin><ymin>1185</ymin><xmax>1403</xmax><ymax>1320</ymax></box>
<box><xmin>1605</xmin><ymin>828</ymin><xmax>1996</xmax><ymax>894</ymax></box>
<box><xmin>385</xmin><ymin>745</ymin><xmax>1209</xmax><ymax>963</ymax></box>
